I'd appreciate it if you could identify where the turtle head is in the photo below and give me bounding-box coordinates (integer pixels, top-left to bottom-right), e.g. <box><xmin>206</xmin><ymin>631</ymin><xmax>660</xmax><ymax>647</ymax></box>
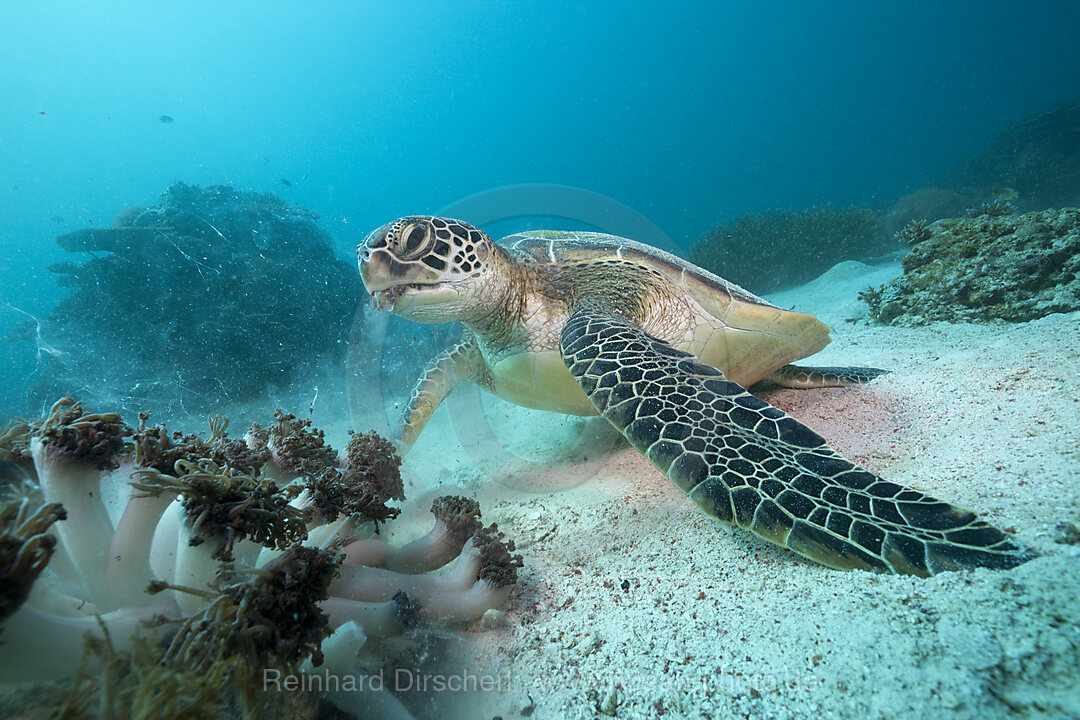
<box><xmin>358</xmin><ymin>216</ymin><xmax>504</xmax><ymax>323</ymax></box>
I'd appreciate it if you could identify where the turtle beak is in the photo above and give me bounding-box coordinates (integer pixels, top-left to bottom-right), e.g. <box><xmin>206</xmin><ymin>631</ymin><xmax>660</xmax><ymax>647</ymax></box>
<box><xmin>357</xmin><ymin>243</ymin><xmax>408</xmax><ymax>293</ymax></box>
<box><xmin>358</xmin><ymin>223</ymin><xmax>395</xmax><ymax>292</ymax></box>
<box><xmin>357</xmin><ymin>247</ymin><xmax>387</xmax><ymax>292</ymax></box>
<box><xmin>358</xmin><ymin>249</ymin><xmax>402</xmax><ymax>311</ymax></box>
<box><xmin>358</xmin><ymin>242</ymin><xmax>446</xmax><ymax>313</ymax></box>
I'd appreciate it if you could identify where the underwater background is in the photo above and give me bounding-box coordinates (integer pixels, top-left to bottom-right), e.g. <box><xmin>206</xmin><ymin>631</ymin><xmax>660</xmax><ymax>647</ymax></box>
<box><xmin>4</xmin><ymin>0</ymin><xmax>1080</xmax><ymax>420</ymax></box>
<box><xmin>2</xmin><ymin>3</ymin><xmax>1080</xmax><ymax>719</ymax></box>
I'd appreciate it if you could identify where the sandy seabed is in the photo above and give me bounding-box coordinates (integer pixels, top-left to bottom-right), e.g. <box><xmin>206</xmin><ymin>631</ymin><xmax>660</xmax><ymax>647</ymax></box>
<box><xmin>381</xmin><ymin>260</ymin><xmax>1080</xmax><ymax>720</ymax></box>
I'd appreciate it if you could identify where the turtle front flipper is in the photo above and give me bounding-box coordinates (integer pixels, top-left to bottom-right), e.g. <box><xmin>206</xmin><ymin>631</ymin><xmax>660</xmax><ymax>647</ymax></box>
<box><xmin>765</xmin><ymin>364</ymin><xmax>890</xmax><ymax>388</ymax></box>
<box><xmin>397</xmin><ymin>335</ymin><xmax>487</xmax><ymax>454</ymax></box>
<box><xmin>559</xmin><ymin>307</ymin><xmax>1033</xmax><ymax>576</ymax></box>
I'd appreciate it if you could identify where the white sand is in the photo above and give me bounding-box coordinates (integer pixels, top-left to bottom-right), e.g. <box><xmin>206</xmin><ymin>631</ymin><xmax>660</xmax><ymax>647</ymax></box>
<box><xmin>388</xmin><ymin>260</ymin><xmax>1080</xmax><ymax>719</ymax></box>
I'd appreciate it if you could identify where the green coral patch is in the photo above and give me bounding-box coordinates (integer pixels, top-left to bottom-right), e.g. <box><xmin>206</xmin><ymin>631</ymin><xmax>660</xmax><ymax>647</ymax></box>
<box><xmin>862</xmin><ymin>208</ymin><xmax>1080</xmax><ymax>324</ymax></box>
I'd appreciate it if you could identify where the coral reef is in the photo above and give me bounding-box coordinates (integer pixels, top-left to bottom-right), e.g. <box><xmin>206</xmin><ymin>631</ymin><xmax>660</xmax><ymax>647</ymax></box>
<box><xmin>0</xmin><ymin>397</ymin><xmax>521</xmax><ymax>718</ymax></box>
<box><xmin>689</xmin><ymin>206</ymin><xmax>894</xmax><ymax>293</ymax></box>
<box><xmin>19</xmin><ymin>182</ymin><xmax>364</xmax><ymax>420</ymax></box>
<box><xmin>861</xmin><ymin>208</ymin><xmax>1080</xmax><ymax>324</ymax></box>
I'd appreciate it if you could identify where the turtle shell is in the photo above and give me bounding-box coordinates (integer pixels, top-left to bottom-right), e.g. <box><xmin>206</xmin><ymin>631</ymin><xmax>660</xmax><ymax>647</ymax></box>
<box><xmin>499</xmin><ymin>231</ymin><xmax>831</xmax><ymax>387</ymax></box>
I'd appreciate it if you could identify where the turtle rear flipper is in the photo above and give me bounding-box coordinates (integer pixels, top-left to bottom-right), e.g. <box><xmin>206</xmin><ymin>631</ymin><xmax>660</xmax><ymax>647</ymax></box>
<box><xmin>560</xmin><ymin>307</ymin><xmax>1034</xmax><ymax>576</ymax></box>
<box><xmin>766</xmin><ymin>364</ymin><xmax>890</xmax><ymax>389</ymax></box>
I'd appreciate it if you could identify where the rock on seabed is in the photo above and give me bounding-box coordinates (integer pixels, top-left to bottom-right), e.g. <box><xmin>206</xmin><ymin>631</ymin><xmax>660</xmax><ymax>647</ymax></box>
<box><xmin>865</xmin><ymin>208</ymin><xmax>1080</xmax><ymax>324</ymax></box>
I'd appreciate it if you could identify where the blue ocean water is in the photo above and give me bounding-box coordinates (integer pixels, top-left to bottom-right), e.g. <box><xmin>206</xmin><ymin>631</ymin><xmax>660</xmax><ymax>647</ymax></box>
<box><xmin>1</xmin><ymin>3</ymin><xmax>1080</xmax><ymax>717</ymax></box>
<box><xmin>2</xmin><ymin>2</ymin><xmax>1079</xmax><ymax>396</ymax></box>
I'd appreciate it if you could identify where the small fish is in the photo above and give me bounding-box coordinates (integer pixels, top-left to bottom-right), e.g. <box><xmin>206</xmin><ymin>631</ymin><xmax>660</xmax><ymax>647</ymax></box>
<box><xmin>991</xmin><ymin>186</ymin><xmax>1019</xmax><ymax>202</ymax></box>
<box><xmin>49</xmin><ymin>215</ymin><xmax>64</xmax><ymax>224</ymax></box>
<box><xmin>280</xmin><ymin>178</ymin><xmax>293</xmax><ymax>187</ymax></box>
<box><xmin>38</xmin><ymin>111</ymin><xmax>46</xmax><ymax>115</ymax></box>
<box><xmin>159</xmin><ymin>115</ymin><xmax>174</xmax><ymax>124</ymax></box>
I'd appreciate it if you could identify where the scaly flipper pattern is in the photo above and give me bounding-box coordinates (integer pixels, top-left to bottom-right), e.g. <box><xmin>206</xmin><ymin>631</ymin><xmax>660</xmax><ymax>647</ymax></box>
<box><xmin>560</xmin><ymin>307</ymin><xmax>1033</xmax><ymax>576</ymax></box>
<box><xmin>398</xmin><ymin>335</ymin><xmax>487</xmax><ymax>453</ymax></box>
<box><xmin>766</xmin><ymin>364</ymin><xmax>890</xmax><ymax>388</ymax></box>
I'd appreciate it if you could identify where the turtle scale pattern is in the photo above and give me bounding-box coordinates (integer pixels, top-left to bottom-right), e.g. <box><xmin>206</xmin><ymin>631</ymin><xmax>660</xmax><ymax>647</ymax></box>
<box><xmin>561</xmin><ymin>307</ymin><xmax>1031</xmax><ymax>576</ymax></box>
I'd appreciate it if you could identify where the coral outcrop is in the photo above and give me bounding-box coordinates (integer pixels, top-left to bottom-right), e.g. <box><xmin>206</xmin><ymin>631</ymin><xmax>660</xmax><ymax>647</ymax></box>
<box><xmin>22</xmin><ymin>182</ymin><xmax>364</xmax><ymax>419</ymax></box>
<box><xmin>861</xmin><ymin>209</ymin><xmax>1080</xmax><ymax>324</ymax></box>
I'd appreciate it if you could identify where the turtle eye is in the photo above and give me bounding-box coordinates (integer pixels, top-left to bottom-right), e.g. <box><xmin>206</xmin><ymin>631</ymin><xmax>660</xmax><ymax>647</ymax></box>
<box><xmin>401</xmin><ymin>224</ymin><xmax>428</xmax><ymax>257</ymax></box>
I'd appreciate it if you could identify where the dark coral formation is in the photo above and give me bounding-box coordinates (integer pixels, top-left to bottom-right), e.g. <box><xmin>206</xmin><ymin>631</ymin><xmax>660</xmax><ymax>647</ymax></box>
<box><xmin>133</xmin><ymin>413</ymin><xmax>269</xmax><ymax>477</ymax></box>
<box><xmin>303</xmin><ymin>465</ymin><xmax>401</xmax><ymax>529</ymax></box>
<box><xmin>30</xmin><ymin>396</ymin><xmax>130</xmax><ymax>471</ymax></box>
<box><xmin>341</xmin><ymin>429</ymin><xmax>405</xmax><ymax>502</ymax></box>
<box><xmin>430</xmin><ymin>495</ymin><xmax>483</xmax><ymax>543</ymax></box>
<box><xmin>689</xmin><ymin>206</ymin><xmax>894</xmax><ymax>293</ymax></box>
<box><xmin>24</xmin><ymin>182</ymin><xmax>363</xmax><ymax>418</ymax></box>
<box><xmin>263</xmin><ymin>410</ymin><xmax>338</xmax><ymax>476</ymax></box>
<box><xmin>297</xmin><ymin>429</ymin><xmax>406</xmax><ymax>530</ymax></box>
<box><xmin>861</xmin><ymin>208</ymin><xmax>1080</xmax><ymax>324</ymax></box>
<box><xmin>0</xmin><ymin>499</ymin><xmax>65</xmax><ymax>622</ymax></box>
<box><xmin>134</xmin><ymin>460</ymin><xmax>309</xmax><ymax>561</ymax></box>
<box><xmin>0</xmin><ymin>422</ymin><xmax>35</xmax><ymax>484</ymax></box>
<box><xmin>161</xmin><ymin>545</ymin><xmax>342</xmax><ymax>672</ymax></box>
<box><xmin>895</xmin><ymin>218</ymin><xmax>932</xmax><ymax>246</ymax></box>
<box><xmin>473</xmin><ymin>523</ymin><xmax>524</xmax><ymax>587</ymax></box>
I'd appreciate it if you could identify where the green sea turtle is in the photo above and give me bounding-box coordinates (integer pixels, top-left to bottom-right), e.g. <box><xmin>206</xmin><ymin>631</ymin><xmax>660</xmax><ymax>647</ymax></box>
<box><xmin>358</xmin><ymin>216</ymin><xmax>1032</xmax><ymax>576</ymax></box>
